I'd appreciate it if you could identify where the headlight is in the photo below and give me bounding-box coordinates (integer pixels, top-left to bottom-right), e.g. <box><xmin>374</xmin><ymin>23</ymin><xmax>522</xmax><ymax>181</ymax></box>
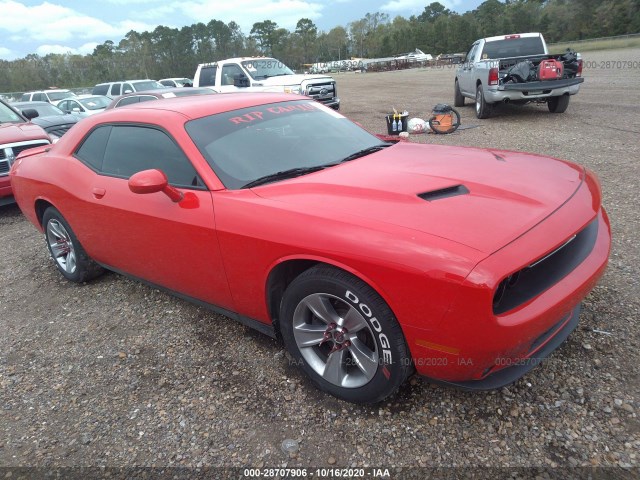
<box><xmin>284</xmin><ymin>86</ymin><xmax>302</xmax><ymax>94</ymax></box>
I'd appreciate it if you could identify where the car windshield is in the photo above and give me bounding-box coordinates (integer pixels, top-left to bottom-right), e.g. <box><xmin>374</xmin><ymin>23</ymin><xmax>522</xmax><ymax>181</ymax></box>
<box><xmin>17</xmin><ymin>103</ymin><xmax>65</xmax><ymax>116</ymax></box>
<box><xmin>48</xmin><ymin>91</ymin><xmax>76</xmax><ymax>101</ymax></box>
<box><xmin>79</xmin><ymin>96</ymin><xmax>110</xmax><ymax>110</ymax></box>
<box><xmin>0</xmin><ymin>101</ymin><xmax>25</xmax><ymax>123</ymax></box>
<box><xmin>132</xmin><ymin>81</ymin><xmax>166</xmax><ymax>91</ymax></box>
<box><xmin>176</xmin><ymin>78</ymin><xmax>193</xmax><ymax>86</ymax></box>
<box><xmin>241</xmin><ymin>59</ymin><xmax>294</xmax><ymax>80</ymax></box>
<box><xmin>481</xmin><ymin>36</ymin><xmax>545</xmax><ymax>59</ymax></box>
<box><xmin>186</xmin><ymin>100</ymin><xmax>386</xmax><ymax>189</ymax></box>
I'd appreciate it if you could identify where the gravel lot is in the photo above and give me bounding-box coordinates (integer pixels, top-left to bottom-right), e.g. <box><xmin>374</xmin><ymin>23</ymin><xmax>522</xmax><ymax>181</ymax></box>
<box><xmin>1</xmin><ymin>47</ymin><xmax>639</xmax><ymax>473</ymax></box>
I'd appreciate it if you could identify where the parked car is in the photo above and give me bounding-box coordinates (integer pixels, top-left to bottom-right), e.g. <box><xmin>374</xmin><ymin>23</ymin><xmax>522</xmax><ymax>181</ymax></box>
<box><xmin>106</xmin><ymin>87</ymin><xmax>215</xmax><ymax>109</ymax></box>
<box><xmin>159</xmin><ymin>78</ymin><xmax>193</xmax><ymax>88</ymax></box>
<box><xmin>10</xmin><ymin>93</ymin><xmax>610</xmax><ymax>403</ymax></box>
<box><xmin>194</xmin><ymin>57</ymin><xmax>340</xmax><ymax>109</ymax></box>
<box><xmin>0</xmin><ymin>98</ymin><xmax>50</xmax><ymax>206</ymax></box>
<box><xmin>20</xmin><ymin>89</ymin><xmax>77</xmax><ymax>104</ymax></box>
<box><xmin>57</xmin><ymin>95</ymin><xmax>110</xmax><ymax>117</ymax></box>
<box><xmin>12</xmin><ymin>101</ymin><xmax>82</xmax><ymax>142</ymax></box>
<box><xmin>92</xmin><ymin>80</ymin><xmax>167</xmax><ymax>99</ymax></box>
<box><xmin>455</xmin><ymin>32</ymin><xmax>584</xmax><ymax>118</ymax></box>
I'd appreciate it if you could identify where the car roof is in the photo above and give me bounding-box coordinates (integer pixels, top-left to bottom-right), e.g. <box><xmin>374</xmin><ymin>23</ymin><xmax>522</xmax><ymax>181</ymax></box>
<box><xmin>97</xmin><ymin>92</ymin><xmax>301</xmax><ymax>120</ymax></box>
<box><xmin>13</xmin><ymin>101</ymin><xmax>54</xmax><ymax>107</ymax></box>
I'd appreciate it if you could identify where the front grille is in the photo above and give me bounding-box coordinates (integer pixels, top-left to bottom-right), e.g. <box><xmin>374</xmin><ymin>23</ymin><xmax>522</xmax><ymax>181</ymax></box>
<box><xmin>306</xmin><ymin>81</ymin><xmax>337</xmax><ymax>104</ymax></box>
<box><xmin>493</xmin><ymin>219</ymin><xmax>599</xmax><ymax>314</ymax></box>
<box><xmin>0</xmin><ymin>140</ymin><xmax>50</xmax><ymax>176</ymax></box>
<box><xmin>46</xmin><ymin>124</ymin><xmax>74</xmax><ymax>138</ymax></box>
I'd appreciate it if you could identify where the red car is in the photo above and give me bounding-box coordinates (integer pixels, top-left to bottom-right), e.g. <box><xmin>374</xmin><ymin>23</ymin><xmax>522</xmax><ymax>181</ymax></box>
<box><xmin>0</xmin><ymin>98</ymin><xmax>51</xmax><ymax>205</ymax></box>
<box><xmin>10</xmin><ymin>94</ymin><xmax>610</xmax><ymax>403</ymax></box>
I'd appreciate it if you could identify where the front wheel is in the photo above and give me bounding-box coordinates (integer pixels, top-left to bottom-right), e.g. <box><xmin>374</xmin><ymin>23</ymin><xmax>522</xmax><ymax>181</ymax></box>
<box><xmin>475</xmin><ymin>84</ymin><xmax>493</xmax><ymax>119</ymax></box>
<box><xmin>548</xmin><ymin>95</ymin><xmax>570</xmax><ymax>113</ymax></box>
<box><xmin>279</xmin><ymin>266</ymin><xmax>412</xmax><ymax>404</ymax></box>
<box><xmin>42</xmin><ymin>207</ymin><xmax>104</xmax><ymax>283</ymax></box>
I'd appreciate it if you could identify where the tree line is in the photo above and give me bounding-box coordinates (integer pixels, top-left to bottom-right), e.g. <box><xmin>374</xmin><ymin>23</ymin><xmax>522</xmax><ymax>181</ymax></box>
<box><xmin>1</xmin><ymin>0</ymin><xmax>638</xmax><ymax>93</ymax></box>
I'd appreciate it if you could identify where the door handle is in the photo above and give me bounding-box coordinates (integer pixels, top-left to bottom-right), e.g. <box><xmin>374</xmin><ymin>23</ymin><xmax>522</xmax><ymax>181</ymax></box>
<box><xmin>92</xmin><ymin>187</ymin><xmax>106</xmax><ymax>199</ymax></box>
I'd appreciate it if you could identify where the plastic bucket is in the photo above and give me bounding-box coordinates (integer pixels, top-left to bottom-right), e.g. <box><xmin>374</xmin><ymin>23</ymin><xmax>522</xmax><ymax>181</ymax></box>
<box><xmin>385</xmin><ymin>113</ymin><xmax>408</xmax><ymax>135</ymax></box>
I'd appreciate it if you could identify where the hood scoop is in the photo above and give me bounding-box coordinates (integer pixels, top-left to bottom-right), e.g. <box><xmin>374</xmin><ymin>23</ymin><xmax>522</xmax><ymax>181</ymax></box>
<box><xmin>418</xmin><ymin>185</ymin><xmax>469</xmax><ymax>202</ymax></box>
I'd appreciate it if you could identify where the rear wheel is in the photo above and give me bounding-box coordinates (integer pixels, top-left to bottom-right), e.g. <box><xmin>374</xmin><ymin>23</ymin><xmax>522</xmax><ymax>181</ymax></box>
<box><xmin>475</xmin><ymin>84</ymin><xmax>493</xmax><ymax>119</ymax></box>
<box><xmin>279</xmin><ymin>265</ymin><xmax>411</xmax><ymax>404</ymax></box>
<box><xmin>548</xmin><ymin>95</ymin><xmax>570</xmax><ymax>113</ymax></box>
<box><xmin>43</xmin><ymin>207</ymin><xmax>104</xmax><ymax>283</ymax></box>
<box><xmin>454</xmin><ymin>79</ymin><xmax>465</xmax><ymax>107</ymax></box>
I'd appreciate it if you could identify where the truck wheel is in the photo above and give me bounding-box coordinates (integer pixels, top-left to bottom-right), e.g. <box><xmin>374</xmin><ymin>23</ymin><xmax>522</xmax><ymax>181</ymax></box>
<box><xmin>454</xmin><ymin>80</ymin><xmax>465</xmax><ymax>107</ymax></box>
<box><xmin>548</xmin><ymin>95</ymin><xmax>570</xmax><ymax>113</ymax></box>
<box><xmin>475</xmin><ymin>84</ymin><xmax>493</xmax><ymax>119</ymax></box>
<box><xmin>279</xmin><ymin>265</ymin><xmax>412</xmax><ymax>404</ymax></box>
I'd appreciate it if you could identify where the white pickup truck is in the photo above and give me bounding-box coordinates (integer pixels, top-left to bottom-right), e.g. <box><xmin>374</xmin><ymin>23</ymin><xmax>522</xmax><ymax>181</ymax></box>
<box><xmin>455</xmin><ymin>33</ymin><xmax>584</xmax><ymax>118</ymax></box>
<box><xmin>194</xmin><ymin>57</ymin><xmax>340</xmax><ymax>110</ymax></box>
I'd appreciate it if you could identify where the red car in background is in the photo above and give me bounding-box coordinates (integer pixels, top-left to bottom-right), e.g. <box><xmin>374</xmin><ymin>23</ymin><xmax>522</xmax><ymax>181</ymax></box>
<box><xmin>10</xmin><ymin>93</ymin><xmax>610</xmax><ymax>403</ymax></box>
<box><xmin>0</xmin><ymin>98</ymin><xmax>51</xmax><ymax>206</ymax></box>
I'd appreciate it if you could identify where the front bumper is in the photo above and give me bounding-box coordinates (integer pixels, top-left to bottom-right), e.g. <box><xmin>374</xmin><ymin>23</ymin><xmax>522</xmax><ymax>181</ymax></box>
<box><xmin>432</xmin><ymin>303</ymin><xmax>580</xmax><ymax>390</ymax></box>
<box><xmin>405</xmin><ymin>170</ymin><xmax>610</xmax><ymax>387</ymax></box>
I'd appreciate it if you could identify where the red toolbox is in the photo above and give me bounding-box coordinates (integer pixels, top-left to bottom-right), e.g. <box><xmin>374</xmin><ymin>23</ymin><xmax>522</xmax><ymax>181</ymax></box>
<box><xmin>539</xmin><ymin>59</ymin><xmax>564</xmax><ymax>80</ymax></box>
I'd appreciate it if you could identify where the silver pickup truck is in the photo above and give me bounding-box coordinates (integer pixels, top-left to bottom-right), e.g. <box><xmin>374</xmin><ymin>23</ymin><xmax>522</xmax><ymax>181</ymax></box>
<box><xmin>454</xmin><ymin>33</ymin><xmax>584</xmax><ymax>118</ymax></box>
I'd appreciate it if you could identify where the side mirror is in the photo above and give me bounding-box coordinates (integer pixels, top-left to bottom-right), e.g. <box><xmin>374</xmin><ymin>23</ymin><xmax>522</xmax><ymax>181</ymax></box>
<box><xmin>128</xmin><ymin>169</ymin><xmax>184</xmax><ymax>203</ymax></box>
<box><xmin>234</xmin><ymin>74</ymin><xmax>250</xmax><ymax>88</ymax></box>
<box><xmin>123</xmin><ymin>89</ymin><xmax>133</xmax><ymax>94</ymax></box>
<box><xmin>22</xmin><ymin>108</ymin><xmax>39</xmax><ymax>119</ymax></box>
<box><xmin>72</xmin><ymin>107</ymin><xmax>81</xmax><ymax>113</ymax></box>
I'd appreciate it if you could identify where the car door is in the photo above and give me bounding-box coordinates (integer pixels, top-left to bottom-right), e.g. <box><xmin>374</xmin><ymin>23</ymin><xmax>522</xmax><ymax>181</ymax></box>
<box><xmin>71</xmin><ymin>124</ymin><xmax>234</xmax><ymax>310</ymax></box>
<box><xmin>217</xmin><ymin>64</ymin><xmax>246</xmax><ymax>93</ymax></box>
<box><xmin>459</xmin><ymin>42</ymin><xmax>479</xmax><ymax>95</ymax></box>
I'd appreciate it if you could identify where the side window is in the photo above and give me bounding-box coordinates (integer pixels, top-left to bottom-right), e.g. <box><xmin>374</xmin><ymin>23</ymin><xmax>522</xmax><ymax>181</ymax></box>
<box><xmin>33</xmin><ymin>93</ymin><xmax>45</xmax><ymax>101</ymax></box>
<box><xmin>198</xmin><ymin>66</ymin><xmax>217</xmax><ymax>87</ymax></box>
<box><xmin>124</xmin><ymin>83</ymin><xmax>134</xmax><ymax>93</ymax></box>
<box><xmin>75</xmin><ymin>125</ymin><xmax>111</xmax><ymax>171</ymax></box>
<box><xmin>137</xmin><ymin>96</ymin><xmax>157</xmax><ymax>104</ymax></box>
<box><xmin>221</xmin><ymin>64</ymin><xmax>243</xmax><ymax>85</ymax></box>
<box><xmin>58</xmin><ymin>100</ymin><xmax>68</xmax><ymax>112</ymax></box>
<box><xmin>160</xmin><ymin>80</ymin><xmax>173</xmax><ymax>87</ymax></box>
<box><xmin>21</xmin><ymin>93</ymin><xmax>30</xmax><ymax>101</ymax></box>
<box><xmin>102</xmin><ymin>126</ymin><xmax>201</xmax><ymax>188</ymax></box>
<box><xmin>93</xmin><ymin>84</ymin><xmax>108</xmax><ymax>95</ymax></box>
<box><xmin>110</xmin><ymin>83</ymin><xmax>121</xmax><ymax>96</ymax></box>
<box><xmin>465</xmin><ymin>44</ymin><xmax>478</xmax><ymax>63</ymax></box>
<box><xmin>115</xmin><ymin>96</ymin><xmax>141</xmax><ymax>108</ymax></box>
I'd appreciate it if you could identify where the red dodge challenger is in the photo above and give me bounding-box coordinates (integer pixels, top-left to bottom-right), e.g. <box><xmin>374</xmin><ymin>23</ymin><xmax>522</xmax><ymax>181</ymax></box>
<box><xmin>10</xmin><ymin>93</ymin><xmax>610</xmax><ymax>403</ymax></box>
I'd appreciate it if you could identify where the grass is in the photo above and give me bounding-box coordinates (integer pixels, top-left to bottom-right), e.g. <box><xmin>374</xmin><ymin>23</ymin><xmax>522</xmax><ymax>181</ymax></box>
<box><xmin>549</xmin><ymin>36</ymin><xmax>640</xmax><ymax>54</ymax></box>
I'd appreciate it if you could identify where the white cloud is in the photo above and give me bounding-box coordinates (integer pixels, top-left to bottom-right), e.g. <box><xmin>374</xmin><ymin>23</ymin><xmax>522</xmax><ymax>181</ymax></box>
<box><xmin>381</xmin><ymin>0</ymin><xmax>461</xmax><ymax>13</ymax></box>
<box><xmin>175</xmin><ymin>0</ymin><xmax>324</xmax><ymax>32</ymax></box>
<box><xmin>35</xmin><ymin>42</ymin><xmax>99</xmax><ymax>56</ymax></box>
<box><xmin>0</xmin><ymin>47</ymin><xmax>12</xmax><ymax>57</ymax></box>
<box><xmin>0</xmin><ymin>1</ymin><xmax>157</xmax><ymax>42</ymax></box>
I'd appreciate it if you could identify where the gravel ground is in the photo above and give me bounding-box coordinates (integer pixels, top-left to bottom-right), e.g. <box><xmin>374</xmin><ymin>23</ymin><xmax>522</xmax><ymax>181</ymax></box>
<box><xmin>1</xmin><ymin>48</ymin><xmax>639</xmax><ymax>473</ymax></box>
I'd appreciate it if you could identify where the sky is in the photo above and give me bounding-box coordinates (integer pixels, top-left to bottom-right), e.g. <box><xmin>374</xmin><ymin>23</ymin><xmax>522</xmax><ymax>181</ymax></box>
<box><xmin>0</xmin><ymin>0</ymin><xmax>486</xmax><ymax>61</ymax></box>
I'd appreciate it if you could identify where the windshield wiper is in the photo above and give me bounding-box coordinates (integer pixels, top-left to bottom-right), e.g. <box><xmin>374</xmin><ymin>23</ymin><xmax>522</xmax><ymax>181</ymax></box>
<box><xmin>337</xmin><ymin>144</ymin><xmax>391</xmax><ymax>163</ymax></box>
<box><xmin>242</xmin><ymin>165</ymin><xmax>326</xmax><ymax>189</ymax></box>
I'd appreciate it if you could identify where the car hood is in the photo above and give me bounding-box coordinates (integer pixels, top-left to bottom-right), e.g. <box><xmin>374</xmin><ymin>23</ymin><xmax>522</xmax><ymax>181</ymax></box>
<box><xmin>30</xmin><ymin>114</ymin><xmax>81</xmax><ymax>128</ymax></box>
<box><xmin>257</xmin><ymin>74</ymin><xmax>334</xmax><ymax>87</ymax></box>
<box><xmin>252</xmin><ymin>143</ymin><xmax>585</xmax><ymax>254</ymax></box>
<box><xmin>0</xmin><ymin>122</ymin><xmax>49</xmax><ymax>144</ymax></box>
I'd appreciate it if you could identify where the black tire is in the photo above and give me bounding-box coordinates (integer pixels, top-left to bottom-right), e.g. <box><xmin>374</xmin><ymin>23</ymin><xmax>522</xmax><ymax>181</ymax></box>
<box><xmin>42</xmin><ymin>207</ymin><xmax>104</xmax><ymax>283</ymax></box>
<box><xmin>454</xmin><ymin>79</ymin><xmax>465</xmax><ymax>107</ymax></box>
<box><xmin>548</xmin><ymin>95</ymin><xmax>570</xmax><ymax>113</ymax></box>
<box><xmin>475</xmin><ymin>84</ymin><xmax>493</xmax><ymax>119</ymax></box>
<box><xmin>280</xmin><ymin>265</ymin><xmax>412</xmax><ymax>404</ymax></box>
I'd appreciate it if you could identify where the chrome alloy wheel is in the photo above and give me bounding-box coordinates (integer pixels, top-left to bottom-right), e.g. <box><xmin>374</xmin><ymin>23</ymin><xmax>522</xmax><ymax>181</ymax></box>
<box><xmin>46</xmin><ymin>219</ymin><xmax>77</xmax><ymax>274</ymax></box>
<box><xmin>292</xmin><ymin>293</ymin><xmax>379</xmax><ymax>388</ymax></box>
